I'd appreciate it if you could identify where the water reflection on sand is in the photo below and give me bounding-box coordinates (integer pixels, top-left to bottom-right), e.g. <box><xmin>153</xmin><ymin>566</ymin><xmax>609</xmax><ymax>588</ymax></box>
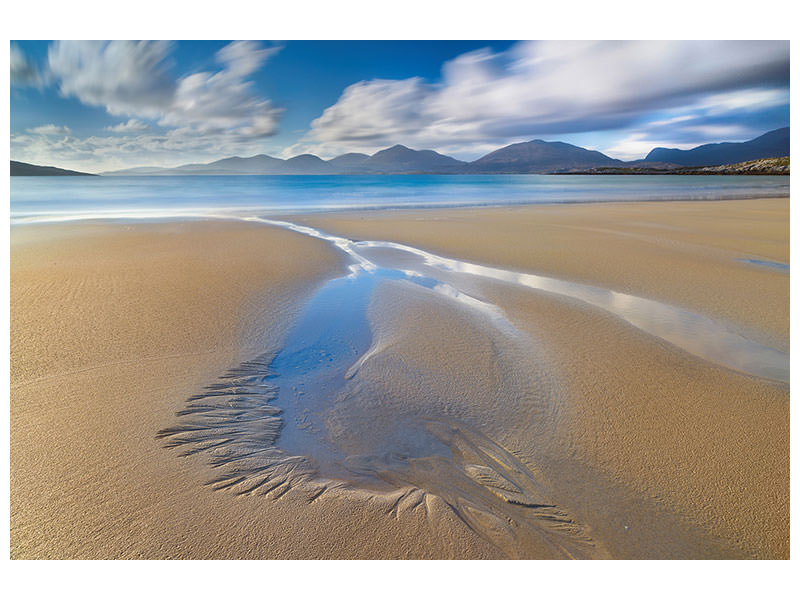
<box><xmin>258</xmin><ymin>217</ymin><xmax>789</xmax><ymax>384</ymax></box>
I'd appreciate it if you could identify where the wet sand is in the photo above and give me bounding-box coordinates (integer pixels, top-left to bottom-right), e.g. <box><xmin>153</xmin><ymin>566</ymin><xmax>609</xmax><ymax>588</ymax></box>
<box><xmin>11</xmin><ymin>220</ymin><xmax>503</xmax><ymax>559</ymax></box>
<box><xmin>300</xmin><ymin>197</ymin><xmax>789</xmax><ymax>558</ymax></box>
<box><xmin>11</xmin><ymin>197</ymin><xmax>789</xmax><ymax>559</ymax></box>
<box><xmin>303</xmin><ymin>198</ymin><xmax>789</xmax><ymax>349</ymax></box>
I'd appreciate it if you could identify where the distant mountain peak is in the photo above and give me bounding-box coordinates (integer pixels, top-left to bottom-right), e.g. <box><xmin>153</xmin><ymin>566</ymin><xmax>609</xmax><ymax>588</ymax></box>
<box><xmin>644</xmin><ymin>127</ymin><xmax>789</xmax><ymax>166</ymax></box>
<box><xmin>469</xmin><ymin>138</ymin><xmax>622</xmax><ymax>173</ymax></box>
<box><xmin>287</xmin><ymin>153</ymin><xmax>327</xmax><ymax>161</ymax></box>
<box><xmin>334</xmin><ymin>152</ymin><xmax>369</xmax><ymax>158</ymax></box>
<box><xmin>328</xmin><ymin>152</ymin><xmax>371</xmax><ymax>169</ymax></box>
<box><xmin>362</xmin><ymin>144</ymin><xmax>465</xmax><ymax>172</ymax></box>
<box><xmin>371</xmin><ymin>144</ymin><xmax>414</xmax><ymax>157</ymax></box>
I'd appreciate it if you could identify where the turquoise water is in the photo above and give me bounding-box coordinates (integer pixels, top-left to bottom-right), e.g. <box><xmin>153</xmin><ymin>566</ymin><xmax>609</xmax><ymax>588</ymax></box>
<box><xmin>10</xmin><ymin>174</ymin><xmax>789</xmax><ymax>223</ymax></box>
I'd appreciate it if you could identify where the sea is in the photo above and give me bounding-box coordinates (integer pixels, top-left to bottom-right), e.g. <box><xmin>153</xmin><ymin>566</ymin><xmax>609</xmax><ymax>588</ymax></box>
<box><xmin>9</xmin><ymin>174</ymin><xmax>790</xmax><ymax>224</ymax></box>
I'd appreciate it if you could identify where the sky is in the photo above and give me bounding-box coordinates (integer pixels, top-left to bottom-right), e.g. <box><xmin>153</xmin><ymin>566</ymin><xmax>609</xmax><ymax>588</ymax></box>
<box><xmin>9</xmin><ymin>40</ymin><xmax>790</xmax><ymax>171</ymax></box>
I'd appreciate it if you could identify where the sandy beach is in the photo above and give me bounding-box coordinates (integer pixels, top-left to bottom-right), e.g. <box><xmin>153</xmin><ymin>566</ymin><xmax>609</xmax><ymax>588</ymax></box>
<box><xmin>303</xmin><ymin>197</ymin><xmax>790</xmax><ymax>558</ymax></box>
<box><xmin>11</xmin><ymin>220</ymin><xmax>504</xmax><ymax>559</ymax></box>
<box><xmin>10</xmin><ymin>198</ymin><xmax>789</xmax><ymax>559</ymax></box>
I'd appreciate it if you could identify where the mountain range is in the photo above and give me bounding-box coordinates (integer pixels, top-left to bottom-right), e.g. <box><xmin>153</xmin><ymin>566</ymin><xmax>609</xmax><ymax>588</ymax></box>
<box><xmin>101</xmin><ymin>144</ymin><xmax>469</xmax><ymax>175</ymax></box>
<box><xmin>12</xmin><ymin>127</ymin><xmax>789</xmax><ymax>176</ymax></box>
<box><xmin>644</xmin><ymin>128</ymin><xmax>789</xmax><ymax>166</ymax></box>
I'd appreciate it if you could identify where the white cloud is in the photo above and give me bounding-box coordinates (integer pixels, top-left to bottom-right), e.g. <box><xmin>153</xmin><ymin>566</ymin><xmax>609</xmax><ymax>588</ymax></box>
<box><xmin>45</xmin><ymin>40</ymin><xmax>283</xmax><ymax>145</ymax></box>
<box><xmin>161</xmin><ymin>42</ymin><xmax>282</xmax><ymax>138</ymax></box>
<box><xmin>105</xmin><ymin>119</ymin><xmax>149</xmax><ymax>133</ymax></box>
<box><xmin>26</xmin><ymin>124</ymin><xmax>71</xmax><ymax>135</ymax></box>
<box><xmin>10</xmin><ymin>126</ymin><xmax>276</xmax><ymax>172</ymax></box>
<box><xmin>48</xmin><ymin>41</ymin><xmax>176</xmax><ymax>117</ymax></box>
<box><xmin>290</xmin><ymin>40</ymin><xmax>789</xmax><ymax>158</ymax></box>
<box><xmin>11</xmin><ymin>43</ymin><xmax>44</xmax><ymax>87</ymax></box>
<box><xmin>679</xmin><ymin>124</ymin><xmax>751</xmax><ymax>139</ymax></box>
<box><xmin>282</xmin><ymin>77</ymin><xmax>432</xmax><ymax>157</ymax></box>
<box><xmin>602</xmin><ymin>133</ymin><xmax>697</xmax><ymax>162</ymax></box>
<box><xmin>698</xmin><ymin>88</ymin><xmax>788</xmax><ymax>115</ymax></box>
<box><xmin>642</xmin><ymin>115</ymin><xmax>694</xmax><ymax>129</ymax></box>
<box><xmin>215</xmin><ymin>40</ymin><xmax>282</xmax><ymax>78</ymax></box>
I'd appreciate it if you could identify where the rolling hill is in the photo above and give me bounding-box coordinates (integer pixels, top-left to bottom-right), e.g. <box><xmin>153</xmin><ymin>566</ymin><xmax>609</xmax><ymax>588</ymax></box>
<box><xmin>465</xmin><ymin>140</ymin><xmax>624</xmax><ymax>173</ymax></box>
<box><xmin>11</xmin><ymin>160</ymin><xmax>97</xmax><ymax>176</ymax></box>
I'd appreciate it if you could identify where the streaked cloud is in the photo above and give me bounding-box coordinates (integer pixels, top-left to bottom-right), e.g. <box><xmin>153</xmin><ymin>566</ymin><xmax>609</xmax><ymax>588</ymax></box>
<box><xmin>36</xmin><ymin>40</ymin><xmax>283</xmax><ymax>165</ymax></box>
<box><xmin>11</xmin><ymin>43</ymin><xmax>44</xmax><ymax>87</ymax></box>
<box><xmin>215</xmin><ymin>40</ymin><xmax>282</xmax><ymax>78</ymax></box>
<box><xmin>105</xmin><ymin>118</ymin><xmax>149</xmax><ymax>133</ymax></box>
<box><xmin>26</xmin><ymin>124</ymin><xmax>71</xmax><ymax>135</ymax></box>
<box><xmin>697</xmin><ymin>88</ymin><xmax>787</xmax><ymax>115</ymax></box>
<box><xmin>602</xmin><ymin>134</ymin><xmax>698</xmax><ymax>162</ymax></box>
<box><xmin>11</xmin><ymin>41</ymin><xmax>282</xmax><ymax>170</ymax></box>
<box><xmin>289</xmin><ymin>40</ymin><xmax>789</xmax><ymax>159</ymax></box>
<box><xmin>162</xmin><ymin>41</ymin><xmax>283</xmax><ymax>137</ymax></box>
<box><xmin>597</xmin><ymin>85</ymin><xmax>789</xmax><ymax>160</ymax></box>
<box><xmin>48</xmin><ymin>41</ymin><xmax>176</xmax><ymax>117</ymax></box>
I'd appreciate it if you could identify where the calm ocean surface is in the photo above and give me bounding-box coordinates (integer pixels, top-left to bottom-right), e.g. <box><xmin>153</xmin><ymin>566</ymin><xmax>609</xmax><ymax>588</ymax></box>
<box><xmin>10</xmin><ymin>174</ymin><xmax>790</xmax><ymax>224</ymax></box>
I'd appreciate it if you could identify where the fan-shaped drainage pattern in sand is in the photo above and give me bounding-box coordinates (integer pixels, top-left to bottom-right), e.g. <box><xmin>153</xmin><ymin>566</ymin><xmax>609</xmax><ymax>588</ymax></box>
<box><xmin>158</xmin><ymin>227</ymin><xmax>603</xmax><ymax>557</ymax></box>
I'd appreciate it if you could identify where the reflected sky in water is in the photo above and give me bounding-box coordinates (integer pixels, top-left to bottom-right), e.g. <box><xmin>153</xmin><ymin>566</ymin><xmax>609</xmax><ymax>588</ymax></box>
<box><xmin>258</xmin><ymin>217</ymin><xmax>789</xmax><ymax>384</ymax></box>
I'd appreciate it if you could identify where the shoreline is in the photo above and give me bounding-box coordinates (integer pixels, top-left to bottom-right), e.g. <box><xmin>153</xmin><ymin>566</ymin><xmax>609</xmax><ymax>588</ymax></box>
<box><xmin>10</xmin><ymin>171</ymin><xmax>792</xmax><ymax>177</ymax></box>
<box><xmin>13</xmin><ymin>192</ymin><xmax>793</xmax><ymax>219</ymax></box>
<box><xmin>10</xmin><ymin>183</ymin><xmax>790</xmax><ymax>227</ymax></box>
<box><xmin>10</xmin><ymin>198</ymin><xmax>789</xmax><ymax>558</ymax></box>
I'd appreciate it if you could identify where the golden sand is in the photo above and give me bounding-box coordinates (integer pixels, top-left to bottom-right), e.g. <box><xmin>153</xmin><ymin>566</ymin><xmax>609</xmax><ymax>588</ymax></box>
<box><xmin>302</xmin><ymin>198</ymin><xmax>788</xmax><ymax>349</ymax></box>
<box><xmin>10</xmin><ymin>220</ymin><xmax>502</xmax><ymax>559</ymax></box>
<box><xmin>10</xmin><ymin>198</ymin><xmax>790</xmax><ymax>558</ymax></box>
<box><xmin>304</xmin><ymin>197</ymin><xmax>789</xmax><ymax>558</ymax></box>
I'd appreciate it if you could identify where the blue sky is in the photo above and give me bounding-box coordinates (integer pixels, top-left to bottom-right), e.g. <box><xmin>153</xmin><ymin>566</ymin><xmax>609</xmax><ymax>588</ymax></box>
<box><xmin>10</xmin><ymin>40</ymin><xmax>790</xmax><ymax>171</ymax></box>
